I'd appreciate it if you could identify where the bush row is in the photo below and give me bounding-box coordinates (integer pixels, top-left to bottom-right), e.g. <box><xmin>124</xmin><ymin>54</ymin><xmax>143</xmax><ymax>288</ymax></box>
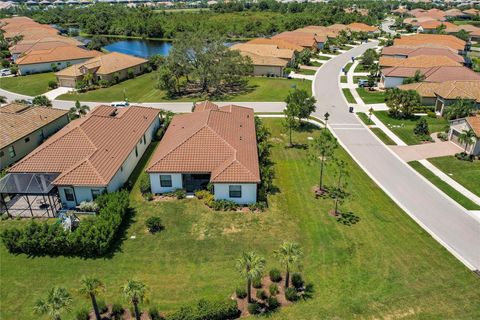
<box><xmin>166</xmin><ymin>299</ymin><xmax>239</xmax><ymax>320</ymax></box>
<box><xmin>1</xmin><ymin>191</ymin><xmax>129</xmax><ymax>257</ymax></box>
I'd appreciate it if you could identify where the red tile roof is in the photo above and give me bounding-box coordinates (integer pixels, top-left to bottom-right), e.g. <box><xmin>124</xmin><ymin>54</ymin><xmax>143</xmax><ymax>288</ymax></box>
<box><xmin>382</xmin><ymin>66</ymin><xmax>480</xmax><ymax>82</ymax></box>
<box><xmin>10</xmin><ymin>106</ymin><xmax>160</xmax><ymax>187</ymax></box>
<box><xmin>147</xmin><ymin>102</ymin><xmax>260</xmax><ymax>184</ymax></box>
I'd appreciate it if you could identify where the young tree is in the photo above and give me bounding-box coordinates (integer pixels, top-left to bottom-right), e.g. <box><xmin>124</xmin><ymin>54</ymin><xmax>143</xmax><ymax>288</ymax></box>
<box><xmin>32</xmin><ymin>95</ymin><xmax>52</xmax><ymax>107</ymax></box>
<box><xmin>285</xmin><ymin>89</ymin><xmax>316</xmax><ymax>123</ymax></box>
<box><xmin>283</xmin><ymin>100</ymin><xmax>299</xmax><ymax>147</ymax></box>
<box><xmin>330</xmin><ymin>159</ymin><xmax>350</xmax><ymax>216</ymax></box>
<box><xmin>33</xmin><ymin>287</ymin><xmax>72</xmax><ymax>320</ymax></box>
<box><xmin>442</xmin><ymin>99</ymin><xmax>474</xmax><ymax>120</ymax></box>
<box><xmin>458</xmin><ymin>129</ymin><xmax>476</xmax><ymax>154</ymax></box>
<box><xmin>69</xmin><ymin>100</ymin><xmax>90</xmax><ymax>120</ymax></box>
<box><xmin>274</xmin><ymin>241</ymin><xmax>303</xmax><ymax>288</ymax></box>
<box><xmin>308</xmin><ymin>129</ymin><xmax>338</xmax><ymax>193</ymax></box>
<box><xmin>236</xmin><ymin>251</ymin><xmax>266</xmax><ymax>303</ymax></box>
<box><xmin>413</xmin><ymin>118</ymin><xmax>430</xmax><ymax>136</ymax></box>
<box><xmin>122</xmin><ymin>280</ymin><xmax>146</xmax><ymax>320</ymax></box>
<box><xmin>386</xmin><ymin>88</ymin><xmax>420</xmax><ymax>118</ymax></box>
<box><xmin>79</xmin><ymin>276</ymin><xmax>105</xmax><ymax>320</ymax></box>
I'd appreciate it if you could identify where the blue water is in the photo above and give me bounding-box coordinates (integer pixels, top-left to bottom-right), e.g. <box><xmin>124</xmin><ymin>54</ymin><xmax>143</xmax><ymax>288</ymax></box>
<box><xmin>103</xmin><ymin>39</ymin><xmax>172</xmax><ymax>58</ymax></box>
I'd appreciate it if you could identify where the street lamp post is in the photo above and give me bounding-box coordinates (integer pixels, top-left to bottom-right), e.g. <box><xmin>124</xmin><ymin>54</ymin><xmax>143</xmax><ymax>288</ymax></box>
<box><xmin>324</xmin><ymin>112</ymin><xmax>330</xmax><ymax>130</ymax></box>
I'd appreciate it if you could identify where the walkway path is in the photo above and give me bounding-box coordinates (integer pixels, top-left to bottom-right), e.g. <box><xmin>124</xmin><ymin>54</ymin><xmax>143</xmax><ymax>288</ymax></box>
<box><xmin>390</xmin><ymin>141</ymin><xmax>463</xmax><ymax>162</ymax></box>
<box><xmin>312</xmin><ymin>41</ymin><xmax>480</xmax><ymax>271</ymax></box>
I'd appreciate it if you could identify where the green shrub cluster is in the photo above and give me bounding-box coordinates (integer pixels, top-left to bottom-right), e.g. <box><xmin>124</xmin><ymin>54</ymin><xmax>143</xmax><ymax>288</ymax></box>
<box><xmin>75</xmin><ymin>309</ymin><xmax>89</xmax><ymax>320</ymax></box>
<box><xmin>210</xmin><ymin>199</ymin><xmax>238</xmax><ymax>211</ymax></box>
<box><xmin>235</xmin><ymin>287</ymin><xmax>247</xmax><ymax>299</ymax></box>
<box><xmin>247</xmin><ymin>302</ymin><xmax>262</xmax><ymax>315</ymax></box>
<box><xmin>256</xmin><ymin>289</ymin><xmax>267</xmax><ymax>300</ymax></box>
<box><xmin>252</xmin><ymin>277</ymin><xmax>262</xmax><ymax>289</ymax></box>
<box><xmin>145</xmin><ymin>216</ymin><xmax>164</xmax><ymax>234</ymax></box>
<box><xmin>255</xmin><ymin>117</ymin><xmax>274</xmax><ymax>202</ymax></box>
<box><xmin>269</xmin><ymin>268</ymin><xmax>282</xmax><ymax>282</ymax></box>
<box><xmin>285</xmin><ymin>287</ymin><xmax>299</xmax><ymax>302</ymax></box>
<box><xmin>1</xmin><ymin>191</ymin><xmax>129</xmax><ymax>257</ymax></box>
<box><xmin>111</xmin><ymin>303</ymin><xmax>124</xmax><ymax>320</ymax></box>
<box><xmin>166</xmin><ymin>299</ymin><xmax>239</xmax><ymax>320</ymax></box>
<box><xmin>269</xmin><ymin>283</ymin><xmax>279</xmax><ymax>296</ymax></box>
<box><xmin>139</xmin><ymin>172</ymin><xmax>151</xmax><ymax>195</ymax></box>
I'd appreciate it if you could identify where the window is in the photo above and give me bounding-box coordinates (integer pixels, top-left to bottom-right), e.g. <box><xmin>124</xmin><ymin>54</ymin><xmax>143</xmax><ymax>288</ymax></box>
<box><xmin>24</xmin><ymin>137</ymin><xmax>30</xmax><ymax>143</ymax></box>
<box><xmin>135</xmin><ymin>146</ymin><xmax>138</xmax><ymax>157</ymax></box>
<box><xmin>91</xmin><ymin>189</ymin><xmax>101</xmax><ymax>200</ymax></box>
<box><xmin>160</xmin><ymin>175</ymin><xmax>172</xmax><ymax>188</ymax></box>
<box><xmin>229</xmin><ymin>185</ymin><xmax>242</xmax><ymax>198</ymax></box>
<box><xmin>64</xmin><ymin>188</ymin><xmax>75</xmax><ymax>202</ymax></box>
<box><xmin>8</xmin><ymin>146</ymin><xmax>15</xmax><ymax>158</ymax></box>
<box><xmin>143</xmin><ymin>134</ymin><xmax>146</xmax><ymax>144</ymax></box>
<box><xmin>0</xmin><ymin>151</ymin><xmax>4</xmax><ymax>157</ymax></box>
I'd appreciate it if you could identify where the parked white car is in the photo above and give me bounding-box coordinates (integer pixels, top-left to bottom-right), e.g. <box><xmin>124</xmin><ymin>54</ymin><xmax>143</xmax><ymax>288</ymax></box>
<box><xmin>0</xmin><ymin>69</ymin><xmax>11</xmax><ymax>77</ymax></box>
<box><xmin>110</xmin><ymin>101</ymin><xmax>130</xmax><ymax>107</ymax></box>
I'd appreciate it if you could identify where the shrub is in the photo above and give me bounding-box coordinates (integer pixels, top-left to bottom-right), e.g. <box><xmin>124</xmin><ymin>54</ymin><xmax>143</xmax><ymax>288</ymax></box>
<box><xmin>9</xmin><ymin>65</ymin><xmax>18</xmax><ymax>75</ymax></box>
<box><xmin>247</xmin><ymin>302</ymin><xmax>262</xmax><ymax>315</ymax></box>
<box><xmin>145</xmin><ymin>216</ymin><xmax>163</xmax><ymax>234</ymax></box>
<box><xmin>1</xmin><ymin>191</ymin><xmax>129</xmax><ymax>257</ymax></box>
<box><xmin>78</xmin><ymin>201</ymin><xmax>99</xmax><ymax>212</ymax></box>
<box><xmin>269</xmin><ymin>268</ymin><xmax>282</xmax><ymax>282</ymax></box>
<box><xmin>143</xmin><ymin>192</ymin><xmax>153</xmax><ymax>201</ymax></box>
<box><xmin>139</xmin><ymin>172</ymin><xmax>151</xmax><ymax>195</ymax></box>
<box><xmin>413</xmin><ymin>118</ymin><xmax>429</xmax><ymax>136</ymax></box>
<box><xmin>210</xmin><ymin>199</ymin><xmax>238</xmax><ymax>211</ymax></box>
<box><xmin>437</xmin><ymin>132</ymin><xmax>448</xmax><ymax>141</ymax></box>
<box><xmin>149</xmin><ymin>306</ymin><xmax>162</xmax><ymax>320</ymax></box>
<box><xmin>174</xmin><ymin>189</ymin><xmax>186</xmax><ymax>199</ymax></box>
<box><xmin>427</xmin><ymin>111</ymin><xmax>436</xmax><ymax>118</ymax></box>
<box><xmin>75</xmin><ymin>309</ymin><xmax>89</xmax><ymax>320</ymax></box>
<box><xmin>269</xmin><ymin>283</ymin><xmax>279</xmax><ymax>296</ymax></box>
<box><xmin>97</xmin><ymin>299</ymin><xmax>108</xmax><ymax>313</ymax></box>
<box><xmin>252</xmin><ymin>277</ymin><xmax>262</xmax><ymax>289</ymax></box>
<box><xmin>166</xmin><ymin>299</ymin><xmax>239</xmax><ymax>320</ymax></box>
<box><xmin>266</xmin><ymin>296</ymin><xmax>280</xmax><ymax>311</ymax></box>
<box><xmin>291</xmin><ymin>273</ymin><xmax>304</xmax><ymax>290</ymax></box>
<box><xmin>98</xmin><ymin>79</ymin><xmax>110</xmax><ymax>88</ymax></box>
<box><xmin>194</xmin><ymin>190</ymin><xmax>211</xmax><ymax>200</ymax></box>
<box><xmin>256</xmin><ymin>289</ymin><xmax>267</xmax><ymax>300</ymax></box>
<box><xmin>285</xmin><ymin>287</ymin><xmax>299</xmax><ymax>302</ymax></box>
<box><xmin>248</xmin><ymin>201</ymin><xmax>267</xmax><ymax>212</ymax></box>
<box><xmin>455</xmin><ymin>152</ymin><xmax>474</xmax><ymax>162</ymax></box>
<box><xmin>48</xmin><ymin>80</ymin><xmax>58</xmax><ymax>89</ymax></box>
<box><xmin>236</xmin><ymin>287</ymin><xmax>247</xmax><ymax>299</ymax></box>
<box><xmin>111</xmin><ymin>303</ymin><xmax>124</xmax><ymax>319</ymax></box>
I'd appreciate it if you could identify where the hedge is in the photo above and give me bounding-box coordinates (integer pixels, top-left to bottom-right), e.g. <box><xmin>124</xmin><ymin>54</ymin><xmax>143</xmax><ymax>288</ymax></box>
<box><xmin>166</xmin><ymin>299</ymin><xmax>239</xmax><ymax>320</ymax></box>
<box><xmin>1</xmin><ymin>191</ymin><xmax>129</xmax><ymax>257</ymax></box>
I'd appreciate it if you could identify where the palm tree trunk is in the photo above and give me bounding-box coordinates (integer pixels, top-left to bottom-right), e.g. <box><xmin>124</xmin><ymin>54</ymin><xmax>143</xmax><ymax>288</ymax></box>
<box><xmin>134</xmin><ymin>301</ymin><xmax>141</xmax><ymax>320</ymax></box>
<box><xmin>289</xmin><ymin>127</ymin><xmax>292</xmax><ymax>146</ymax></box>
<box><xmin>319</xmin><ymin>156</ymin><xmax>325</xmax><ymax>190</ymax></box>
<box><xmin>91</xmin><ymin>293</ymin><xmax>101</xmax><ymax>320</ymax></box>
<box><xmin>285</xmin><ymin>269</ymin><xmax>290</xmax><ymax>288</ymax></box>
<box><xmin>247</xmin><ymin>279</ymin><xmax>252</xmax><ymax>303</ymax></box>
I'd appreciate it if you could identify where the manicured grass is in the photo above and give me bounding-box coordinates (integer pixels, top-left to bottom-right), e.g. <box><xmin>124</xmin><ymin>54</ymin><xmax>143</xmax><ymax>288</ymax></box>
<box><xmin>353</xmin><ymin>76</ymin><xmax>367</xmax><ymax>84</ymax></box>
<box><xmin>374</xmin><ymin>111</ymin><xmax>449</xmax><ymax>145</ymax></box>
<box><xmin>0</xmin><ymin>72</ymin><xmax>56</xmax><ymax>96</ymax></box>
<box><xmin>1</xmin><ymin>119</ymin><xmax>480</xmax><ymax>319</ymax></box>
<box><xmin>314</xmin><ymin>55</ymin><xmax>331</xmax><ymax>60</ymax></box>
<box><xmin>296</xmin><ymin>68</ymin><xmax>317</xmax><ymax>76</ymax></box>
<box><xmin>344</xmin><ymin>62</ymin><xmax>353</xmax><ymax>72</ymax></box>
<box><xmin>309</xmin><ymin>61</ymin><xmax>323</xmax><ymax>67</ymax></box>
<box><xmin>57</xmin><ymin>74</ymin><xmax>312</xmax><ymax>102</ymax></box>
<box><xmin>356</xmin><ymin>88</ymin><xmax>385</xmax><ymax>104</ymax></box>
<box><xmin>428</xmin><ymin>156</ymin><xmax>480</xmax><ymax>197</ymax></box>
<box><xmin>409</xmin><ymin>161</ymin><xmax>480</xmax><ymax>210</ymax></box>
<box><xmin>356</xmin><ymin>112</ymin><xmax>374</xmax><ymax>125</ymax></box>
<box><xmin>354</xmin><ymin>63</ymin><xmax>368</xmax><ymax>73</ymax></box>
<box><xmin>370</xmin><ymin>127</ymin><xmax>396</xmax><ymax>145</ymax></box>
<box><xmin>342</xmin><ymin>88</ymin><xmax>356</xmax><ymax>104</ymax></box>
<box><xmin>340</xmin><ymin>76</ymin><xmax>347</xmax><ymax>83</ymax></box>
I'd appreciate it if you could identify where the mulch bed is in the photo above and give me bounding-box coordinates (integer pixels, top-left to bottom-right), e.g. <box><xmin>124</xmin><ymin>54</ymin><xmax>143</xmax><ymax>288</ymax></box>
<box><xmin>88</xmin><ymin>305</ymin><xmax>157</xmax><ymax>320</ymax></box>
<box><xmin>232</xmin><ymin>275</ymin><xmax>292</xmax><ymax>317</ymax></box>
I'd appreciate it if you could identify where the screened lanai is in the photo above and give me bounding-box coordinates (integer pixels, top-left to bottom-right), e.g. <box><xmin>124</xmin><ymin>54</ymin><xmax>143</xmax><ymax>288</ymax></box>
<box><xmin>0</xmin><ymin>173</ymin><xmax>61</xmax><ymax>218</ymax></box>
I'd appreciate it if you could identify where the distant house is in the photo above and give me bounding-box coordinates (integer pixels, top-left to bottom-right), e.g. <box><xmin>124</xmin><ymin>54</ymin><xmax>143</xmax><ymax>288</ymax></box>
<box><xmin>393</xmin><ymin>34</ymin><xmax>467</xmax><ymax>54</ymax></box>
<box><xmin>431</xmin><ymin>80</ymin><xmax>480</xmax><ymax>115</ymax></box>
<box><xmin>8</xmin><ymin>106</ymin><xmax>160</xmax><ymax>208</ymax></box>
<box><xmin>9</xmin><ymin>36</ymin><xmax>84</xmax><ymax>61</ymax></box>
<box><xmin>238</xmin><ymin>51</ymin><xmax>288</xmax><ymax>77</ymax></box>
<box><xmin>273</xmin><ymin>31</ymin><xmax>324</xmax><ymax>50</ymax></box>
<box><xmin>380</xmin><ymin>46</ymin><xmax>465</xmax><ymax>64</ymax></box>
<box><xmin>246</xmin><ymin>38</ymin><xmax>304</xmax><ymax>52</ymax></box>
<box><xmin>346</xmin><ymin>22</ymin><xmax>380</xmax><ymax>35</ymax></box>
<box><xmin>230</xmin><ymin>43</ymin><xmax>295</xmax><ymax>64</ymax></box>
<box><xmin>0</xmin><ymin>103</ymin><xmax>69</xmax><ymax>170</ymax></box>
<box><xmin>379</xmin><ymin>55</ymin><xmax>461</xmax><ymax>68</ymax></box>
<box><xmin>147</xmin><ymin>101</ymin><xmax>260</xmax><ymax>204</ymax></box>
<box><xmin>398</xmin><ymin>82</ymin><xmax>441</xmax><ymax>105</ymax></box>
<box><xmin>380</xmin><ymin>66</ymin><xmax>480</xmax><ymax>88</ymax></box>
<box><xmin>55</xmin><ymin>52</ymin><xmax>148</xmax><ymax>87</ymax></box>
<box><xmin>16</xmin><ymin>46</ymin><xmax>103</xmax><ymax>75</ymax></box>
<box><xmin>449</xmin><ymin>115</ymin><xmax>480</xmax><ymax>155</ymax></box>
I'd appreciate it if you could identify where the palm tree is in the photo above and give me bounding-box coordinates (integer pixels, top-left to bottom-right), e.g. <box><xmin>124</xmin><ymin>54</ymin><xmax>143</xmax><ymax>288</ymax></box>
<box><xmin>236</xmin><ymin>251</ymin><xmax>266</xmax><ymax>303</ymax></box>
<box><xmin>458</xmin><ymin>129</ymin><xmax>476</xmax><ymax>154</ymax></box>
<box><xmin>79</xmin><ymin>276</ymin><xmax>105</xmax><ymax>320</ymax></box>
<box><xmin>122</xmin><ymin>280</ymin><xmax>146</xmax><ymax>320</ymax></box>
<box><xmin>33</xmin><ymin>287</ymin><xmax>72</xmax><ymax>320</ymax></box>
<box><xmin>69</xmin><ymin>100</ymin><xmax>90</xmax><ymax>120</ymax></box>
<box><xmin>274</xmin><ymin>242</ymin><xmax>303</xmax><ymax>288</ymax></box>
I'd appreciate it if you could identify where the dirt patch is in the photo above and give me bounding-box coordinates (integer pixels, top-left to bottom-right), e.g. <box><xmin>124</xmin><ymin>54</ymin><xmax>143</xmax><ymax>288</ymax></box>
<box><xmin>88</xmin><ymin>305</ymin><xmax>157</xmax><ymax>320</ymax></box>
<box><xmin>223</xmin><ymin>224</ymin><xmax>241</xmax><ymax>234</ymax></box>
<box><xmin>152</xmin><ymin>195</ymin><xmax>176</xmax><ymax>202</ymax></box>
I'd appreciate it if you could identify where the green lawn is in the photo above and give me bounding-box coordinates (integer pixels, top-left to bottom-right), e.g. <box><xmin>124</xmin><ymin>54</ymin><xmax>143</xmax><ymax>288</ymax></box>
<box><xmin>309</xmin><ymin>61</ymin><xmax>323</xmax><ymax>67</ymax></box>
<box><xmin>356</xmin><ymin>88</ymin><xmax>385</xmax><ymax>104</ymax></box>
<box><xmin>342</xmin><ymin>88</ymin><xmax>356</xmax><ymax>104</ymax></box>
<box><xmin>453</xmin><ymin>20</ymin><xmax>480</xmax><ymax>26</ymax></box>
<box><xmin>0</xmin><ymin>72</ymin><xmax>56</xmax><ymax>96</ymax></box>
<box><xmin>357</xmin><ymin>112</ymin><xmax>374</xmax><ymax>125</ymax></box>
<box><xmin>374</xmin><ymin>111</ymin><xmax>449</xmax><ymax>145</ymax></box>
<box><xmin>1</xmin><ymin>119</ymin><xmax>480</xmax><ymax>319</ymax></box>
<box><xmin>370</xmin><ymin>127</ymin><xmax>396</xmax><ymax>145</ymax></box>
<box><xmin>313</xmin><ymin>55</ymin><xmax>331</xmax><ymax>61</ymax></box>
<box><xmin>296</xmin><ymin>68</ymin><xmax>317</xmax><ymax>76</ymax></box>
<box><xmin>428</xmin><ymin>156</ymin><xmax>480</xmax><ymax>197</ymax></box>
<box><xmin>344</xmin><ymin>62</ymin><xmax>353</xmax><ymax>72</ymax></box>
<box><xmin>354</xmin><ymin>63</ymin><xmax>368</xmax><ymax>73</ymax></box>
<box><xmin>409</xmin><ymin>161</ymin><xmax>480</xmax><ymax>210</ymax></box>
<box><xmin>340</xmin><ymin>76</ymin><xmax>347</xmax><ymax>83</ymax></box>
<box><xmin>57</xmin><ymin>74</ymin><xmax>312</xmax><ymax>102</ymax></box>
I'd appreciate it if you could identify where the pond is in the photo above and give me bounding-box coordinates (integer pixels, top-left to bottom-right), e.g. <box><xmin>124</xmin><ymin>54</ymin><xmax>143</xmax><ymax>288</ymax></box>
<box><xmin>102</xmin><ymin>39</ymin><xmax>173</xmax><ymax>58</ymax></box>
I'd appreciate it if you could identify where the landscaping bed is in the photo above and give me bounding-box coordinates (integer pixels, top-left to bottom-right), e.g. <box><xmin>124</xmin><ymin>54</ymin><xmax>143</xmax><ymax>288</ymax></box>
<box><xmin>374</xmin><ymin>111</ymin><xmax>448</xmax><ymax>145</ymax></box>
<box><xmin>1</xmin><ymin>119</ymin><xmax>479</xmax><ymax>319</ymax></box>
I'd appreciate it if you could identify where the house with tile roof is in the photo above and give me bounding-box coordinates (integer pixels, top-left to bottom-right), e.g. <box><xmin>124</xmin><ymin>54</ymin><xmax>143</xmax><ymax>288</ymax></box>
<box><xmin>393</xmin><ymin>34</ymin><xmax>467</xmax><ymax>53</ymax></box>
<box><xmin>9</xmin><ymin>37</ymin><xmax>84</xmax><ymax>61</ymax></box>
<box><xmin>431</xmin><ymin>80</ymin><xmax>480</xmax><ymax>115</ymax></box>
<box><xmin>380</xmin><ymin>66</ymin><xmax>480</xmax><ymax>88</ymax></box>
<box><xmin>449</xmin><ymin>115</ymin><xmax>480</xmax><ymax>155</ymax></box>
<box><xmin>379</xmin><ymin>55</ymin><xmax>462</xmax><ymax>68</ymax></box>
<box><xmin>16</xmin><ymin>46</ymin><xmax>103</xmax><ymax>75</ymax></box>
<box><xmin>147</xmin><ymin>101</ymin><xmax>260</xmax><ymax>204</ymax></box>
<box><xmin>0</xmin><ymin>103</ymin><xmax>69</xmax><ymax>170</ymax></box>
<box><xmin>272</xmin><ymin>31</ymin><xmax>325</xmax><ymax>50</ymax></box>
<box><xmin>247</xmin><ymin>38</ymin><xmax>304</xmax><ymax>52</ymax></box>
<box><xmin>380</xmin><ymin>46</ymin><xmax>465</xmax><ymax>64</ymax></box>
<box><xmin>55</xmin><ymin>52</ymin><xmax>148</xmax><ymax>87</ymax></box>
<box><xmin>8</xmin><ymin>105</ymin><xmax>160</xmax><ymax>208</ymax></box>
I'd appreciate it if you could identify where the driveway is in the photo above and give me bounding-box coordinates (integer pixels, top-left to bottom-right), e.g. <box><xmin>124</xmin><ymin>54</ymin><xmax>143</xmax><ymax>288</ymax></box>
<box><xmin>44</xmin><ymin>87</ymin><xmax>74</xmax><ymax>100</ymax></box>
<box><xmin>312</xmin><ymin>41</ymin><xmax>480</xmax><ymax>270</ymax></box>
<box><xmin>390</xmin><ymin>141</ymin><xmax>463</xmax><ymax>162</ymax></box>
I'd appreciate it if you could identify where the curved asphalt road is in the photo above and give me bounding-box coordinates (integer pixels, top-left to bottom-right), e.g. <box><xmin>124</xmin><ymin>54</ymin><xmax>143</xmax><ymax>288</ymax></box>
<box><xmin>312</xmin><ymin>42</ymin><xmax>480</xmax><ymax>270</ymax></box>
